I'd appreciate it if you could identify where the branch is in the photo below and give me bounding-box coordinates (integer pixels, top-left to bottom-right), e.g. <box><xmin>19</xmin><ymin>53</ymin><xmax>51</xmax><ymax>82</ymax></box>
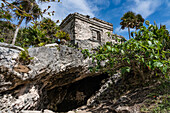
<box><xmin>2</xmin><ymin>0</ymin><xmax>31</xmax><ymax>16</ymax></box>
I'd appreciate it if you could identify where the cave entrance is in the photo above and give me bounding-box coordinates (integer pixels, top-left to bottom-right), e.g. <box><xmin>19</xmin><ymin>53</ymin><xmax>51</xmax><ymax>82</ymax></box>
<box><xmin>40</xmin><ymin>73</ymin><xmax>109</xmax><ymax>112</ymax></box>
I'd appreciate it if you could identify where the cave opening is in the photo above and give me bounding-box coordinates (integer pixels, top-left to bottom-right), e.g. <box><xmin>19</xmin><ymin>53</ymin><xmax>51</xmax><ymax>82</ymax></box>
<box><xmin>41</xmin><ymin>73</ymin><xmax>109</xmax><ymax>112</ymax></box>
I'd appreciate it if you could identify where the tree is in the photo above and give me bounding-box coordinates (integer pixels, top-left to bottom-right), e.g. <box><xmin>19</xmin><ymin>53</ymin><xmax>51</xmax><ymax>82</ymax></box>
<box><xmin>1</xmin><ymin>0</ymin><xmax>60</xmax><ymax>45</ymax></box>
<box><xmin>120</xmin><ymin>11</ymin><xmax>136</xmax><ymax>39</ymax></box>
<box><xmin>120</xmin><ymin>11</ymin><xmax>144</xmax><ymax>39</ymax></box>
<box><xmin>0</xmin><ymin>6</ymin><xmax>12</xmax><ymax>20</ymax></box>
<box><xmin>10</xmin><ymin>0</ymin><xmax>42</xmax><ymax>45</ymax></box>
<box><xmin>39</xmin><ymin>18</ymin><xmax>59</xmax><ymax>37</ymax></box>
<box><xmin>135</xmin><ymin>14</ymin><xmax>144</xmax><ymax>30</ymax></box>
<box><xmin>16</xmin><ymin>18</ymin><xmax>70</xmax><ymax>47</ymax></box>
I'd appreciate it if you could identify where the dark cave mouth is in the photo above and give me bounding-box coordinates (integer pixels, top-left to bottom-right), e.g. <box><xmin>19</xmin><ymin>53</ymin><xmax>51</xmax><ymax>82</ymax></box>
<box><xmin>43</xmin><ymin>73</ymin><xmax>109</xmax><ymax>112</ymax></box>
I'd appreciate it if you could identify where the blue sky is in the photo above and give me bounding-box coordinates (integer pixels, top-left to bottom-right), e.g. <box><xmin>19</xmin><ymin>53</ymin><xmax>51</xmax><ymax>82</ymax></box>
<box><xmin>38</xmin><ymin>0</ymin><xmax>170</xmax><ymax>39</ymax></box>
<box><xmin>1</xmin><ymin>0</ymin><xmax>169</xmax><ymax>39</ymax></box>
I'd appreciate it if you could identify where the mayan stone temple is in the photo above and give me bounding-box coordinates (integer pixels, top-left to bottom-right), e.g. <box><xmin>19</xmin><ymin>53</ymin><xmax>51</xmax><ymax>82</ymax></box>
<box><xmin>60</xmin><ymin>13</ymin><xmax>118</xmax><ymax>47</ymax></box>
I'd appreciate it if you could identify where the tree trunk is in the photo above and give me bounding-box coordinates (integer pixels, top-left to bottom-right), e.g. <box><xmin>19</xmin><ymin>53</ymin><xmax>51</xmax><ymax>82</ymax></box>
<box><xmin>128</xmin><ymin>27</ymin><xmax>131</xmax><ymax>40</ymax></box>
<box><xmin>12</xmin><ymin>17</ymin><xmax>24</xmax><ymax>45</ymax></box>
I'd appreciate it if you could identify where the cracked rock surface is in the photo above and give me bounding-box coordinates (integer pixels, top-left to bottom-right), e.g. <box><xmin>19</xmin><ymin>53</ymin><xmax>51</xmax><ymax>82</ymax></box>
<box><xmin>0</xmin><ymin>42</ymin><xmax>101</xmax><ymax>112</ymax></box>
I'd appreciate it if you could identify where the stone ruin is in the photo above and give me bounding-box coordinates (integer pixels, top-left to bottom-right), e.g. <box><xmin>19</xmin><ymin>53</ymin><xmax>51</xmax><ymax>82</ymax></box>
<box><xmin>60</xmin><ymin>13</ymin><xmax>124</xmax><ymax>48</ymax></box>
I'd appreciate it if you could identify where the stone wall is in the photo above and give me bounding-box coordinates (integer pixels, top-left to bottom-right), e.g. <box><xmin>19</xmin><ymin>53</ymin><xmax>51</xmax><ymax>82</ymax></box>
<box><xmin>60</xmin><ymin>13</ymin><xmax>114</xmax><ymax>44</ymax></box>
<box><xmin>61</xmin><ymin>19</ymin><xmax>75</xmax><ymax>41</ymax></box>
<box><xmin>74</xmin><ymin>19</ymin><xmax>113</xmax><ymax>43</ymax></box>
<box><xmin>74</xmin><ymin>19</ymin><xmax>92</xmax><ymax>40</ymax></box>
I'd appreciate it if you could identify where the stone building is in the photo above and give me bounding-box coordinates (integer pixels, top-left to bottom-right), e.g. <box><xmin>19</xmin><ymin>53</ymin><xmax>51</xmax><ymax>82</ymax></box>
<box><xmin>60</xmin><ymin>13</ymin><xmax>115</xmax><ymax>45</ymax></box>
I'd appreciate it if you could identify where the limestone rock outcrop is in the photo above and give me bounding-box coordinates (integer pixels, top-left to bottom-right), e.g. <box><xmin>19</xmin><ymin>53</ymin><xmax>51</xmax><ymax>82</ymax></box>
<box><xmin>0</xmin><ymin>42</ymin><xmax>102</xmax><ymax>112</ymax></box>
<box><xmin>0</xmin><ymin>42</ymin><xmax>148</xmax><ymax>113</ymax></box>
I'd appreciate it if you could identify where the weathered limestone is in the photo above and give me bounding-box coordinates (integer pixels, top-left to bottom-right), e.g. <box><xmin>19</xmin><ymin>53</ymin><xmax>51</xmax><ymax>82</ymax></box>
<box><xmin>0</xmin><ymin>42</ymin><xmax>103</xmax><ymax>112</ymax></box>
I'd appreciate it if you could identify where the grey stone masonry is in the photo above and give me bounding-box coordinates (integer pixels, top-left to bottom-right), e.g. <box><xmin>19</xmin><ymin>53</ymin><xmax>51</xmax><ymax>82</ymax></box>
<box><xmin>60</xmin><ymin>13</ymin><xmax>117</xmax><ymax>45</ymax></box>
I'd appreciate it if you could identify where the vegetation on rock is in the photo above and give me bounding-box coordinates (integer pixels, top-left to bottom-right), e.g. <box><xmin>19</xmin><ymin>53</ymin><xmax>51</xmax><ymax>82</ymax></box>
<box><xmin>83</xmin><ymin>20</ymin><xmax>169</xmax><ymax>112</ymax></box>
<box><xmin>19</xmin><ymin>48</ymin><xmax>34</xmax><ymax>65</ymax></box>
<box><xmin>89</xmin><ymin>21</ymin><xmax>169</xmax><ymax>83</ymax></box>
<box><xmin>0</xmin><ymin>2</ymin><xmax>169</xmax><ymax>111</ymax></box>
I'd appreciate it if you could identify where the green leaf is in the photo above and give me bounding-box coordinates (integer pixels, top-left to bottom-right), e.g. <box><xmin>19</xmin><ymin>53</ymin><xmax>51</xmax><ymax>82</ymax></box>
<box><xmin>107</xmin><ymin>32</ymin><xmax>111</xmax><ymax>37</ymax></box>
<box><xmin>162</xmin><ymin>65</ymin><xmax>167</xmax><ymax>74</ymax></box>
<box><xmin>147</xmin><ymin>41</ymin><xmax>152</xmax><ymax>46</ymax></box>
<box><xmin>106</xmin><ymin>45</ymin><xmax>111</xmax><ymax>51</ymax></box>
<box><xmin>145</xmin><ymin>20</ymin><xmax>150</xmax><ymax>25</ymax></box>
<box><xmin>153</xmin><ymin>62</ymin><xmax>163</xmax><ymax>68</ymax></box>
<box><xmin>142</xmin><ymin>58</ymin><xmax>144</xmax><ymax>63</ymax></box>
<box><xmin>38</xmin><ymin>42</ymin><xmax>45</xmax><ymax>47</ymax></box>
<box><xmin>127</xmin><ymin>59</ymin><xmax>130</xmax><ymax>64</ymax></box>
<box><xmin>121</xmin><ymin>66</ymin><xmax>131</xmax><ymax>74</ymax></box>
<box><xmin>111</xmin><ymin>48</ymin><xmax>115</xmax><ymax>52</ymax></box>
<box><xmin>148</xmin><ymin>61</ymin><xmax>152</xmax><ymax>69</ymax></box>
<box><xmin>154</xmin><ymin>54</ymin><xmax>159</xmax><ymax>59</ymax></box>
<box><xmin>121</xmin><ymin>50</ymin><xmax>125</xmax><ymax>55</ymax></box>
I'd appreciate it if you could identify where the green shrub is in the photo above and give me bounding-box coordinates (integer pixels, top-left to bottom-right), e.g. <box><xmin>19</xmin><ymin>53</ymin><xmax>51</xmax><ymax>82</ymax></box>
<box><xmin>0</xmin><ymin>38</ymin><xmax>5</xmax><ymax>42</ymax></box>
<box><xmin>89</xmin><ymin>21</ymin><xmax>170</xmax><ymax>82</ymax></box>
<box><xmin>81</xmin><ymin>49</ymin><xmax>90</xmax><ymax>59</ymax></box>
<box><xmin>16</xmin><ymin>26</ymin><xmax>48</xmax><ymax>47</ymax></box>
<box><xmin>0</xmin><ymin>21</ymin><xmax>15</xmax><ymax>43</ymax></box>
<box><xmin>16</xmin><ymin>18</ymin><xmax>70</xmax><ymax>47</ymax></box>
<box><xmin>54</xmin><ymin>30</ymin><xmax>71</xmax><ymax>41</ymax></box>
<box><xmin>19</xmin><ymin>49</ymin><xmax>34</xmax><ymax>65</ymax></box>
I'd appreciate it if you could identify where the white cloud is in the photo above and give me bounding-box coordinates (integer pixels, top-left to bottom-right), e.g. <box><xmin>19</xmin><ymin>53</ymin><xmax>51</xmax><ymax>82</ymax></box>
<box><xmin>39</xmin><ymin>0</ymin><xmax>95</xmax><ymax>22</ymax></box>
<box><xmin>88</xmin><ymin>0</ymin><xmax>110</xmax><ymax>8</ymax></box>
<box><xmin>38</xmin><ymin>0</ymin><xmax>112</xmax><ymax>23</ymax></box>
<box><xmin>115</xmin><ymin>26</ymin><xmax>136</xmax><ymax>34</ymax></box>
<box><xmin>103</xmin><ymin>0</ymin><xmax>162</xmax><ymax>24</ymax></box>
<box><xmin>130</xmin><ymin>0</ymin><xmax>161</xmax><ymax>18</ymax></box>
<box><xmin>114</xmin><ymin>26</ymin><xmax>129</xmax><ymax>39</ymax></box>
<box><xmin>112</xmin><ymin>0</ymin><xmax>121</xmax><ymax>5</ymax></box>
<box><xmin>114</xmin><ymin>26</ymin><xmax>136</xmax><ymax>40</ymax></box>
<box><xmin>115</xmin><ymin>26</ymin><xmax>126</xmax><ymax>34</ymax></box>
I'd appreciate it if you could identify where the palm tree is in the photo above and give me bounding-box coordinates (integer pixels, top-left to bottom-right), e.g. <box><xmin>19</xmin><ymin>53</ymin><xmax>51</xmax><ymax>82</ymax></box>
<box><xmin>11</xmin><ymin>0</ymin><xmax>42</xmax><ymax>45</ymax></box>
<box><xmin>120</xmin><ymin>11</ymin><xmax>136</xmax><ymax>40</ymax></box>
<box><xmin>120</xmin><ymin>11</ymin><xmax>144</xmax><ymax>39</ymax></box>
<box><xmin>135</xmin><ymin>14</ymin><xmax>144</xmax><ymax>30</ymax></box>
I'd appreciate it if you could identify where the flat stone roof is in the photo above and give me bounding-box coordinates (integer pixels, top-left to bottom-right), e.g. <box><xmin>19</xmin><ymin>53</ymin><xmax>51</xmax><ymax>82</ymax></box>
<box><xmin>60</xmin><ymin>13</ymin><xmax>113</xmax><ymax>31</ymax></box>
